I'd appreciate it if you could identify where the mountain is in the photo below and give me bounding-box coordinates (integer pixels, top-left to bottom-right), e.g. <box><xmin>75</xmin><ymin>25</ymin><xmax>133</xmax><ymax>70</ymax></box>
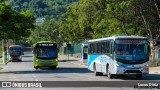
<box><xmin>5</xmin><ymin>0</ymin><xmax>78</xmax><ymax>20</ymax></box>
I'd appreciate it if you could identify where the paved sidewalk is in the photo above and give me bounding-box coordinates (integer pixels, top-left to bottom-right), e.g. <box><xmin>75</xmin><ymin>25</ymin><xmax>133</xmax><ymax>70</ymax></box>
<box><xmin>58</xmin><ymin>54</ymin><xmax>87</xmax><ymax>67</ymax></box>
<box><xmin>58</xmin><ymin>54</ymin><xmax>160</xmax><ymax>74</ymax></box>
<box><xmin>149</xmin><ymin>66</ymin><xmax>160</xmax><ymax>74</ymax></box>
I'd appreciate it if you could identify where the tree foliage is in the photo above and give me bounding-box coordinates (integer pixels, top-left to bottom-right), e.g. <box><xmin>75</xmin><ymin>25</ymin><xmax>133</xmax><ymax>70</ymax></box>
<box><xmin>60</xmin><ymin>0</ymin><xmax>160</xmax><ymax>43</ymax></box>
<box><xmin>6</xmin><ymin>0</ymin><xmax>78</xmax><ymax>20</ymax></box>
<box><xmin>28</xmin><ymin>20</ymin><xmax>60</xmax><ymax>45</ymax></box>
<box><xmin>0</xmin><ymin>0</ymin><xmax>35</xmax><ymax>40</ymax></box>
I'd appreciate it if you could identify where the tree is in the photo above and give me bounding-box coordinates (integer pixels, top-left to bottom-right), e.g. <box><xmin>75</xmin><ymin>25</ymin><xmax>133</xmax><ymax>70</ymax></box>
<box><xmin>6</xmin><ymin>0</ymin><xmax>79</xmax><ymax>20</ymax></box>
<box><xmin>0</xmin><ymin>1</ymin><xmax>35</xmax><ymax>40</ymax></box>
<box><xmin>60</xmin><ymin>0</ymin><xmax>160</xmax><ymax>64</ymax></box>
<box><xmin>134</xmin><ymin>0</ymin><xmax>160</xmax><ymax>64</ymax></box>
<box><xmin>60</xmin><ymin>0</ymin><xmax>108</xmax><ymax>42</ymax></box>
<box><xmin>60</xmin><ymin>0</ymin><xmax>160</xmax><ymax>42</ymax></box>
<box><xmin>28</xmin><ymin>20</ymin><xmax>60</xmax><ymax>45</ymax></box>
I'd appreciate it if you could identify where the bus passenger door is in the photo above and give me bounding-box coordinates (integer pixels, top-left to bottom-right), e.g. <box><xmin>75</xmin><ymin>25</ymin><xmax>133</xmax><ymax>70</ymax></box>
<box><xmin>101</xmin><ymin>41</ymin><xmax>108</xmax><ymax>73</ymax></box>
<box><xmin>109</xmin><ymin>40</ymin><xmax>115</xmax><ymax>74</ymax></box>
<box><xmin>81</xmin><ymin>45</ymin><xmax>88</xmax><ymax>63</ymax></box>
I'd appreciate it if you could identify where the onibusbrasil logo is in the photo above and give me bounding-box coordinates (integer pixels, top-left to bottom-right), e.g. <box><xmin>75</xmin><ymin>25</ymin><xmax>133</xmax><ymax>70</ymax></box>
<box><xmin>2</xmin><ymin>82</ymin><xmax>42</xmax><ymax>88</ymax></box>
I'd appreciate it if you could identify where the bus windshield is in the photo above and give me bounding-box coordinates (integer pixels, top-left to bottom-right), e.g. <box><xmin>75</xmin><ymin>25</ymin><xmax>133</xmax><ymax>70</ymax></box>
<box><xmin>9</xmin><ymin>47</ymin><xmax>22</xmax><ymax>56</ymax></box>
<box><xmin>35</xmin><ymin>46</ymin><xmax>57</xmax><ymax>59</ymax></box>
<box><xmin>115</xmin><ymin>39</ymin><xmax>149</xmax><ymax>63</ymax></box>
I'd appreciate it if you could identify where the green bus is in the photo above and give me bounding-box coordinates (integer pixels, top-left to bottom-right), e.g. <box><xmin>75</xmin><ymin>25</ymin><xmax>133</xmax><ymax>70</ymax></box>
<box><xmin>33</xmin><ymin>41</ymin><xmax>58</xmax><ymax>69</ymax></box>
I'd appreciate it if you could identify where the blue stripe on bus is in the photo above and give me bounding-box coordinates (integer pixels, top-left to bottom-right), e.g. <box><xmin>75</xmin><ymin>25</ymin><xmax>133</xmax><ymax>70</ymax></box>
<box><xmin>88</xmin><ymin>55</ymin><xmax>100</xmax><ymax>67</ymax></box>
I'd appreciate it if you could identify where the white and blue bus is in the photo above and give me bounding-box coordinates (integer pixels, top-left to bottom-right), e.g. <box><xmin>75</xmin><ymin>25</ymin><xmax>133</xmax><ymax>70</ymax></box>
<box><xmin>88</xmin><ymin>35</ymin><xmax>150</xmax><ymax>79</ymax></box>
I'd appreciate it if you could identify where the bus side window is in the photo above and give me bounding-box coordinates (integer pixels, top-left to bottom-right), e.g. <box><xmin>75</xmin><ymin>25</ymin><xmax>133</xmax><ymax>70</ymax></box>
<box><xmin>91</xmin><ymin>44</ymin><xmax>94</xmax><ymax>54</ymax></box>
<box><xmin>90</xmin><ymin>44</ymin><xmax>92</xmax><ymax>54</ymax></box>
<box><xmin>94</xmin><ymin>43</ymin><xmax>97</xmax><ymax>54</ymax></box>
<box><xmin>110</xmin><ymin>43</ymin><xmax>112</xmax><ymax>54</ymax></box>
<box><xmin>91</xmin><ymin>44</ymin><xmax>94</xmax><ymax>53</ymax></box>
<box><xmin>96</xmin><ymin>43</ymin><xmax>98</xmax><ymax>54</ymax></box>
<box><xmin>97</xmin><ymin>42</ymin><xmax>101</xmax><ymax>54</ymax></box>
<box><xmin>106</xmin><ymin>41</ymin><xmax>110</xmax><ymax>53</ymax></box>
<box><xmin>110</xmin><ymin>41</ymin><xmax>114</xmax><ymax>54</ymax></box>
<box><xmin>101</xmin><ymin>42</ymin><xmax>106</xmax><ymax>54</ymax></box>
<box><xmin>90</xmin><ymin>44</ymin><xmax>93</xmax><ymax>54</ymax></box>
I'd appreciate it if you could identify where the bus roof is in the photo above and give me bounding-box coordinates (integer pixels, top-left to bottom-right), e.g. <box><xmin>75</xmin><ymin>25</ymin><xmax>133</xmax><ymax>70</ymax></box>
<box><xmin>36</xmin><ymin>41</ymin><xmax>53</xmax><ymax>43</ymax></box>
<box><xmin>9</xmin><ymin>45</ymin><xmax>22</xmax><ymax>48</ymax></box>
<box><xmin>33</xmin><ymin>41</ymin><xmax>56</xmax><ymax>47</ymax></box>
<box><xmin>82</xmin><ymin>43</ymin><xmax>88</xmax><ymax>46</ymax></box>
<box><xmin>88</xmin><ymin>35</ymin><xmax>148</xmax><ymax>42</ymax></box>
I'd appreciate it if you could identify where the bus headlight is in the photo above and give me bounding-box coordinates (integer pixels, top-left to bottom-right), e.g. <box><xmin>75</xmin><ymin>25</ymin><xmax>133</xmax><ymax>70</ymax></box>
<box><xmin>145</xmin><ymin>63</ymin><xmax>149</xmax><ymax>67</ymax></box>
<box><xmin>115</xmin><ymin>64</ymin><xmax>119</xmax><ymax>67</ymax></box>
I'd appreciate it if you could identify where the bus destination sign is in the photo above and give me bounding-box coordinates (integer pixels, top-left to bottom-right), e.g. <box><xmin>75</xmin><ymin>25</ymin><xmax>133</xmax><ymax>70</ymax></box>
<box><xmin>38</xmin><ymin>44</ymin><xmax>54</xmax><ymax>46</ymax></box>
<box><xmin>116</xmin><ymin>40</ymin><xmax>145</xmax><ymax>43</ymax></box>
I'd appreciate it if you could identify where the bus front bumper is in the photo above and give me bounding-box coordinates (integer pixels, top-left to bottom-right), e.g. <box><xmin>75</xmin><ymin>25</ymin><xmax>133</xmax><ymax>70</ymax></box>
<box><xmin>116</xmin><ymin>66</ymin><xmax>149</xmax><ymax>75</ymax></box>
<box><xmin>34</xmin><ymin>60</ymin><xmax>58</xmax><ymax>67</ymax></box>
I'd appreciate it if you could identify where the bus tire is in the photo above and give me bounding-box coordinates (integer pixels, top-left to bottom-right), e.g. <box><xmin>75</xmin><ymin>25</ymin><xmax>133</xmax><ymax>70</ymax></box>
<box><xmin>93</xmin><ymin>64</ymin><xmax>99</xmax><ymax>76</ymax></box>
<box><xmin>50</xmin><ymin>66</ymin><xmax>56</xmax><ymax>69</ymax></box>
<box><xmin>99</xmin><ymin>72</ymin><xmax>103</xmax><ymax>76</ymax></box>
<box><xmin>108</xmin><ymin>72</ymin><xmax>113</xmax><ymax>79</ymax></box>
<box><xmin>136</xmin><ymin>74</ymin><xmax>142</xmax><ymax>79</ymax></box>
<box><xmin>35</xmin><ymin>66</ymin><xmax>38</xmax><ymax>69</ymax></box>
<box><xmin>107</xmin><ymin>65</ymin><xmax>113</xmax><ymax>79</ymax></box>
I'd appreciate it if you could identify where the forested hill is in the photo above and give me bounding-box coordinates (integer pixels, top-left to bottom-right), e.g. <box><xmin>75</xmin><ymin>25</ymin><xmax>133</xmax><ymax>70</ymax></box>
<box><xmin>5</xmin><ymin>0</ymin><xmax>78</xmax><ymax>20</ymax></box>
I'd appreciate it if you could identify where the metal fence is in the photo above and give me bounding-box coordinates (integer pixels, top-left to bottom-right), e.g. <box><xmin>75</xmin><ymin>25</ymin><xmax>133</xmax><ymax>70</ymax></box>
<box><xmin>60</xmin><ymin>43</ymin><xmax>82</xmax><ymax>55</ymax></box>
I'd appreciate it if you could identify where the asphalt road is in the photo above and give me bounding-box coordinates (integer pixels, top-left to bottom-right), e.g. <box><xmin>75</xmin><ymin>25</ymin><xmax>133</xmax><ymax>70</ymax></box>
<box><xmin>0</xmin><ymin>52</ymin><xmax>118</xmax><ymax>81</ymax></box>
<box><xmin>0</xmin><ymin>52</ymin><xmax>160</xmax><ymax>90</ymax></box>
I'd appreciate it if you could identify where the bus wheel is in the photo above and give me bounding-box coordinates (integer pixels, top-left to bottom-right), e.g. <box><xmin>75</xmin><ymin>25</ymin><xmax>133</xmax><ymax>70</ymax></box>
<box><xmin>136</xmin><ymin>74</ymin><xmax>142</xmax><ymax>79</ymax></box>
<box><xmin>93</xmin><ymin>64</ymin><xmax>99</xmax><ymax>76</ymax></box>
<box><xmin>107</xmin><ymin>66</ymin><xmax>113</xmax><ymax>79</ymax></box>
<box><xmin>108</xmin><ymin>72</ymin><xmax>113</xmax><ymax>79</ymax></box>
<box><xmin>35</xmin><ymin>66</ymin><xmax>38</xmax><ymax>69</ymax></box>
<box><xmin>50</xmin><ymin>66</ymin><xmax>56</xmax><ymax>69</ymax></box>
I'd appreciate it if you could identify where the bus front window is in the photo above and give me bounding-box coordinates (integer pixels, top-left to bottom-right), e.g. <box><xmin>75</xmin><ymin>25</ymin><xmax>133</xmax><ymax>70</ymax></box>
<box><xmin>9</xmin><ymin>47</ymin><xmax>22</xmax><ymax>56</ymax></box>
<box><xmin>36</xmin><ymin>47</ymin><xmax>57</xmax><ymax>59</ymax></box>
<box><xmin>115</xmin><ymin>41</ymin><xmax>149</xmax><ymax>64</ymax></box>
